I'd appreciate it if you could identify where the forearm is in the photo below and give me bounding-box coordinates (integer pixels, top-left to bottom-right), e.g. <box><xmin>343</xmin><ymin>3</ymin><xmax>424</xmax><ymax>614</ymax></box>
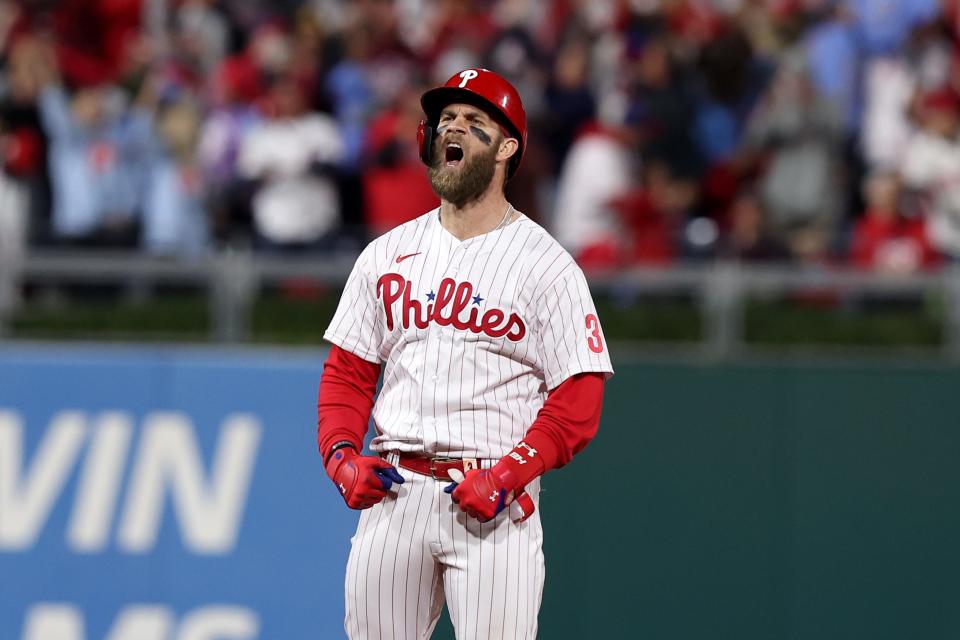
<box><xmin>449</xmin><ymin>373</ymin><xmax>606</xmax><ymax>523</ymax></box>
<box><xmin>38</xmin><ymin>85</ymin><xmax>72</xmax><ymax>139</ymax></box>
<box><xmin>500</xmin><ymin>372</ymin><xmax>606</xmax><ymax>487</ymax></box>
<box><xmin>317</xmin><ymin>345</ymin><xmax>381</xmax><ymax>461</ymax></box>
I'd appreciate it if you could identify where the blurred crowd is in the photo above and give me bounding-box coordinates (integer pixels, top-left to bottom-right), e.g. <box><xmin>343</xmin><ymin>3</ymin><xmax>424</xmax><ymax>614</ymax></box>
<box><xmin>2</xmin><ymin>0</ymin><xmax>960</xmax><ymax>279</ymax></box>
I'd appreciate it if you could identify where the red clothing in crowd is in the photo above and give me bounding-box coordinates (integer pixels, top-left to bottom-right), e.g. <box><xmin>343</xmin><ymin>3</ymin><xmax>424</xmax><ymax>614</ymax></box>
<box><xmin>850</xmin><ymin>211</ymin><xmax>941</xmax><ymax>272</ymax></box>
<box><xmin>53</xmin><ymin>0</ymin><xmax>143</xmax><ymax>86</ymax></box>
<box><xmin>608</xmin><ymin>189</ymin><xmax>678</xmax><ymax>265</ymax></box>
<box><xmin>363</xmin><ymin>109</ymin><xmax>439</xmax><ymax>236</ymax></box>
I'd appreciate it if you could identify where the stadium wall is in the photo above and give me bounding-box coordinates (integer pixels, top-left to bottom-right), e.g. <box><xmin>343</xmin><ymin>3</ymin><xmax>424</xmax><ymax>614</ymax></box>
<box><xmin>1</xmin><ymin>346</ymin><xmax>957</xmax><ymax>639</ymax></box>
<box><xmin>538</xmin><ymin>358</ymin><xmax>960</xmax><ymax>640</ymax></box>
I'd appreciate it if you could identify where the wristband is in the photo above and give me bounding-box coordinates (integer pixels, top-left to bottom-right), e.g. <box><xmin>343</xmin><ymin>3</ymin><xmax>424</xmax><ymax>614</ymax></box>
<box><xmin>499</xmin><ymin>440</ymin><xmax>545</xmax><ymax>489</ymax></box>
<box><xmin>326</xmin><ymin>439</ymin><xmax>358</xmax><ymax>464</ymax></box>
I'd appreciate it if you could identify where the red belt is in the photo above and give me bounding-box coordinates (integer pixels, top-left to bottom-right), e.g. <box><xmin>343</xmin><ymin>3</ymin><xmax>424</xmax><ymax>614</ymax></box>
<box><xmin>395</xmin><ymin>454</ymin><xmax>485</xmax><ymax>481</ymax></box>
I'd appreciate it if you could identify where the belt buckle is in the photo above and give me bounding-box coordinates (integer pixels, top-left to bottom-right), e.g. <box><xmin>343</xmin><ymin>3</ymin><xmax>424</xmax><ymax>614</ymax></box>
<box><xmin>429</xmin><ymin>456</ymin><xmax>456</xmax><ymax>479</ymax></box>
<box><xmin>428</xmin><ymin>456</ymin><xmax>479</xmax><ymax>479</ymax></box>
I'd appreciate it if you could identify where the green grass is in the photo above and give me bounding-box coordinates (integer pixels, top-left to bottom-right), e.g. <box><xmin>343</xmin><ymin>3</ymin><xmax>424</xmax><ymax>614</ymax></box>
<box><xmin>5</xmin><ymin>288</ymin><xmax>946</xmax><ymax>349</ymax></box>
<box><xmin>11</xmin><ymin>289</ymin><xmax>209</xmax><ymax>341</ymax></box>
<box><xmin>593</xmin><ymin>294</ymin><xmax>702</xmax><ymax>342</ymax></box>
<box><xmin>744</xmin><ymin>296</ymin><xmax>943</xmax><ymax>347</ymax></box>
<box><xmin>251</xmin><ymin>287</ymin><xmax>342</xmax><ymax>344</ymax></box>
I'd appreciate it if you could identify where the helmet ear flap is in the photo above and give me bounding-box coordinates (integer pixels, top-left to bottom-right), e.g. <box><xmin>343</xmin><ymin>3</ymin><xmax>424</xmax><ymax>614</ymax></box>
<box><xmin>417</xmin><ymin>119</ymin><xmax>435</xmax><ymax>165</ymax></box>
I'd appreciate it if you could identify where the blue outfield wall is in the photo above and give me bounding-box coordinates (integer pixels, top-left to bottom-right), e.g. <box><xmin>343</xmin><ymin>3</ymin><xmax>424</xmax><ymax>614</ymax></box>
<box><xmin>4</xmin><ymin>345</ymin><xmax>960</xmax><ymax>640</ymax></box>
<box><xmin>0</xmin><ymin>344</ymin><xmax>351</xmax><ymax>640</ymax></box>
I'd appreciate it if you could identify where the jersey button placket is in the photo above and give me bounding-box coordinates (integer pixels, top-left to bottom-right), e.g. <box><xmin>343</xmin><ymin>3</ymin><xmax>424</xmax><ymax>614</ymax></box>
<box><xmin>422</xmin><ymin>415</ymin><xmax>437</xmax><ymax>452</ymax></box>
<box><xmin>420</xmin><ymin>320</ymin><xmax>442</xmax><ymax>452</ymax></box>
<box><xmin>423</xmin><ymin>330</ymin><xmax>452</xmax><ymax>453</ymax></box>
<box><xmin>449</xmin><ymin>243</ymin><xmax>465</xmax><ymax>277</ymax></box>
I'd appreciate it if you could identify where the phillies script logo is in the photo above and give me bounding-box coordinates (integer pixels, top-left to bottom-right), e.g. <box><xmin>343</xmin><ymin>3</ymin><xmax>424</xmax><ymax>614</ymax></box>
<box><xmin>377</xmin><ymin>273</ymin><xmax>526</xmax><ymax>341</ymax></box>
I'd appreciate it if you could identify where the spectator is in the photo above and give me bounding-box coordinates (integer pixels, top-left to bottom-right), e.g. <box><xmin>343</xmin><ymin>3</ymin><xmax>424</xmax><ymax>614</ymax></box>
<box><xmin>484</xmin><ymin>24</ymin><xmax>548</xmax><ymax>220</ymax></box>
<box><xmin>694</xmin><ymin>26</ymin><xmax>770</xmax><ymax>169</ymax></box>
<box><xmin>0</xmin><ymin>123</ymin><xmax>34</xmax><ymax>312</ymax></box>
<box><xmin>803</xmin><ymin>3</ymin><xmax>859</xmax><ymax>135</ymax></box>
<box><xmin>51</xmin><ymin>0</ymin><xmax>143</xmax><ymax>88</ymax></box>
<box><xmin>197</xmin><ymin>55</ymin><xmax>263</xmax><ymax>242</ymax></box>
<box><xmin>142</xmin><ymin>94</ymin><xmax>209</xmax><ymax>257</ymax></box>
<box><xmin>32</xmin><ymin>39</ymin><xmax>151</xmax><ymax>247</ymax></box>
<box><xmin>362</xmin><ymin>86</ymin><xmax>438</xmax><ymax>237</ymax></box>
<box><xmin>322</xmin><ymin>21</ymin><xmax>379</xmax><ymax>240</ymax></box>
<box><xmin>900</xmin><ymin>87</ymin><xmax>960</xmax><ymax>259</ymax></box>
<box><xmin>847</xmin><ymin>0</ymin><xmax>941</xmax><ymax>58</ymax></box>
<box><xmin>860</xmin><ymin>56</ymin><xmax>917</xmax><ymax>171</ymax></box>
<box><xmin>742</xmin><ymin>50</ymin><xmax>846</xmax><ymax>262</ymax></box>
<box><xmin>850</xmin><ymin>171</ymin><xmax>939</xmax><ymax>272</ymax></box>
<box><xmin>0</xmin><ymin>31</ymin><xmax>47</xmax><ymax>310</ymax></box>
<box><xmin>540</xmin><ymin>35</ymin><xmax>596</xmax><ymax>174</ymax></box>
<box><xmin>0</xmin><ymin>103</ymin><xmax>43</xmax><ymax>306</ymax></box>
<box><xmin>2</xmin><ymin>0</ymin><xmax>960</xmax><ymax>266</ymax></box>
<box><xmin>236</xmin><ymin>76</ymin><xmax>346</xmax><ymax>250</ymax></box>
<box><xmin>694</xmin><ymin>25</ymin><xmax>771</xmax><ymax>218</ymax></box>
<box><xmin>0</xmin><ymin>8</ymin><xmax>27</xmax><ymax>306</ymax></box>
<box><xmin>344</xmin><ymin>0</ymin><xmax>418</xmax><ymax>110</ymax></box>
<box><xmin>324</xmin><ymin>22</ymin><xmax>377</xmax><ymax>170</ymax></box>
<box><xmin>718</xmin><ymin>187</ymin><xmax>790</xmax><ymax>262</ymax></box>
<box><xmin>175</xmin><ymin>0</ymin><xmax>230</xmax><ymax>76</ymax></box>
<box><xmin>552</xmin><ymin>119</ymin><xmax>638</xmax><ymax>269</ymax></box>
<box><xmin>607</xmin><ymin>160</ymin><xmax>699</xmax><ymax>266</ymax></box>
<box><xmin>627</xmin><ymin>31</ymin><xmax>703</xmax><ymax>178</ymax></box>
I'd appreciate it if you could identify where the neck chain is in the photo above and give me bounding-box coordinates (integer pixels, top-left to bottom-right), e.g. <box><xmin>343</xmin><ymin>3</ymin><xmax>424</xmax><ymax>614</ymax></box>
<box><xmin>493</xmin><ymin>204</ymin><xmax>514</xmax><ymax>232</ymax></box>
<box><xmin>438</xmin><ymin>203</ymin><xmax>515</xmax><ymax>235</ymax></box>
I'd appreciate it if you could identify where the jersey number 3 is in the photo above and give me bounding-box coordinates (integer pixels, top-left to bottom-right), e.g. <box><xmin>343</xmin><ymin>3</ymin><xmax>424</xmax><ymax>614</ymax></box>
<box><xmin>585</xmin><ymin>314</ymin><xmax>604</xmax><ymax>354</ymax></box>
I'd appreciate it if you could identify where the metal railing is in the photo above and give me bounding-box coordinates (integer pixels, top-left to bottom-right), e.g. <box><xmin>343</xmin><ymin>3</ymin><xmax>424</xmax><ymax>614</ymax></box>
<box><xmin>2</xmin><ymin>249</ymin><xmax>959</xmax><ymax>358</ymax></box>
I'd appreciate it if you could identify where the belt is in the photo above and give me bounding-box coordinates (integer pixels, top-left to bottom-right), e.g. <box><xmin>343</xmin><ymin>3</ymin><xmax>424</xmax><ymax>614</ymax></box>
<box><xmin>395</xmin><ymin>453</ymin><xmax>484</xmax><ymax>481</ymax></box>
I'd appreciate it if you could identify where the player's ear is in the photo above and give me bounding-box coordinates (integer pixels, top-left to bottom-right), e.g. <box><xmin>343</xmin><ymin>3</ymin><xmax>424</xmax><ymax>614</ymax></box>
<box><xmin>497</xmin><ymin>137</ymin><xmax>519</xmax><ymax>164</ymax></box>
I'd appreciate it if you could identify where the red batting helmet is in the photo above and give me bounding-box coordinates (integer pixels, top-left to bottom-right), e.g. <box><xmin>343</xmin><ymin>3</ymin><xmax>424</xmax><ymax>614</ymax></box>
<box><xmin>418</xmin><ymin>68</ymin><xmax>527</xmax><ymax>178</ymax></box>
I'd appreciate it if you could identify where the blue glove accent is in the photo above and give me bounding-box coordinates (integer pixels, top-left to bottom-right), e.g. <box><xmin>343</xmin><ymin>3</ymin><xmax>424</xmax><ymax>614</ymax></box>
<box><xmin>494</xmin><ymin>488</ymin><xmax>507</xmax><ymax>514</ymax></box>
<box><xmin>375</xmin><ymin>467</ymin><xmax>406</xmax><ymax>490</ymax></box>
<box><xmin>444</xmin><ymin>481</ymin><xmax>458</xmax><ymax>495</ymax></box>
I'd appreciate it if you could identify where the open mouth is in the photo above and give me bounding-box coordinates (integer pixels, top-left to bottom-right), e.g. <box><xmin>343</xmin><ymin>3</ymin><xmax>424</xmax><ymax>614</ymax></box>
<box><xmin>444</xmin><ymin>143</ymin><xmax>464</xmax><ymax>167</ymax></box>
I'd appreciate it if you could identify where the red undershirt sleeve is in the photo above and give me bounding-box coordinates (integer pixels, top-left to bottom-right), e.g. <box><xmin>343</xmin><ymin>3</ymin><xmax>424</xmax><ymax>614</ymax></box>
<box><xmin>317</xmin><ymin>345</ymin><xmax>382</xmax><ymax>461</ymax></box>
<box><xmin>515</xmin><ymin>372</ymin><xmax>605</xmax><ymax>480</ymax></box>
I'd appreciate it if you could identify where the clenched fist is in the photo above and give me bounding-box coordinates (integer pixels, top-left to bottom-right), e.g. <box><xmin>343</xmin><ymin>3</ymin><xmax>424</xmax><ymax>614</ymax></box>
<box><xmin>326</xmin><ymin>447</ymin><xmax>404</xmax><ymax>509</ymax></box>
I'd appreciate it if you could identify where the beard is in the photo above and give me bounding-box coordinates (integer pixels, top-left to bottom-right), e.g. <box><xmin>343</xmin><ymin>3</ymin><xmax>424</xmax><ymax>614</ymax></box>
<box><xmin>427</xmin><ymin>138</ymin><xmax>499</xmax><ymax>208</ymax></box>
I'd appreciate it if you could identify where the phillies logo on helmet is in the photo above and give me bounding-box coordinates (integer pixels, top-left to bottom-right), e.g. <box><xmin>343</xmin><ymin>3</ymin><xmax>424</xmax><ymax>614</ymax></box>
<box><xmin>377</xmin><ymin>273</ymin><xmax>526</xmax><ymax>342</ymax></box>
<box><xmin>458</xmin><ymin>69</ymin><xmax>479</xmax><ymax>87</ymax></box>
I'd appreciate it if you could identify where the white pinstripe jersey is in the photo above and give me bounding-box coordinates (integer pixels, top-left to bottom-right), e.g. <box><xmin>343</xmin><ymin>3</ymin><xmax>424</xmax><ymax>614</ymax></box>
<box><xmin>324</xmin><ymin>207</ymin><xmax>614</xmax><ymax>459</ymax></box>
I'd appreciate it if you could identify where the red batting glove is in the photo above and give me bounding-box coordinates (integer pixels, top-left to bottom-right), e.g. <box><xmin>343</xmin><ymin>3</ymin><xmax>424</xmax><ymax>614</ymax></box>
<box><xmin>445</xmin><ymin>441</ymin><xmax>543</xmax><ymax>522</ymax></box>
<box><xmin>325</xmin><ymin>447</ymin><xmax>404</xmax><ymax>509</ymax></box>
<box><xmin>446</xmin><ymin>465</ymin><xmax>516</xmax><ymax>522</ymax></box>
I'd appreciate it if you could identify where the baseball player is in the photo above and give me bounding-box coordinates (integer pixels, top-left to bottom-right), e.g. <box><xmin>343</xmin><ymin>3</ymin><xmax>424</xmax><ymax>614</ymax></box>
<box><xmin>318</xmin><ymin>68</ymin><xmax>613</xmax><ymax>639</ymax></box>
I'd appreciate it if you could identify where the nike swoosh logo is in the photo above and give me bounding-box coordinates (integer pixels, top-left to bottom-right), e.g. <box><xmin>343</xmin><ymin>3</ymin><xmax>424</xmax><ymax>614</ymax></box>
<box><xmin>396</xmin><ymin>252</ymin><xmax>422</xmax><ymax>263</ymax></box>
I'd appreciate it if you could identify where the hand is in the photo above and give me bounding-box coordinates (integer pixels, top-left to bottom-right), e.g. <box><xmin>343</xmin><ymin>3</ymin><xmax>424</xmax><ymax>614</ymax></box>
<box><xmin>24</xmin><ymin>36</ymin><xmax>59</xmax><ymax>88</ymax></box>
<box><xmin>325</xmin><ymin>447</ymin><xmax>404</xmax><ymax>509</ymax></box>
<box><xmin>445</xmin><ymin>441</ymin><xmax>543</xmax><ymax>523</ymax></box>
<box><xmin>444</xmin><ymin>464</ymin><xmax>518</xmax><ymax>522</ymax></box>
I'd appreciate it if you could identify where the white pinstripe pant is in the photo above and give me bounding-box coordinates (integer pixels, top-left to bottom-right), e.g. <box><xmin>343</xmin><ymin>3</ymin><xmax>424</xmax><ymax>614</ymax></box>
<box><xmin>344</xmin><ymin>454</ymin><xmax>544</xmax><ymax>639</ymax></box>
